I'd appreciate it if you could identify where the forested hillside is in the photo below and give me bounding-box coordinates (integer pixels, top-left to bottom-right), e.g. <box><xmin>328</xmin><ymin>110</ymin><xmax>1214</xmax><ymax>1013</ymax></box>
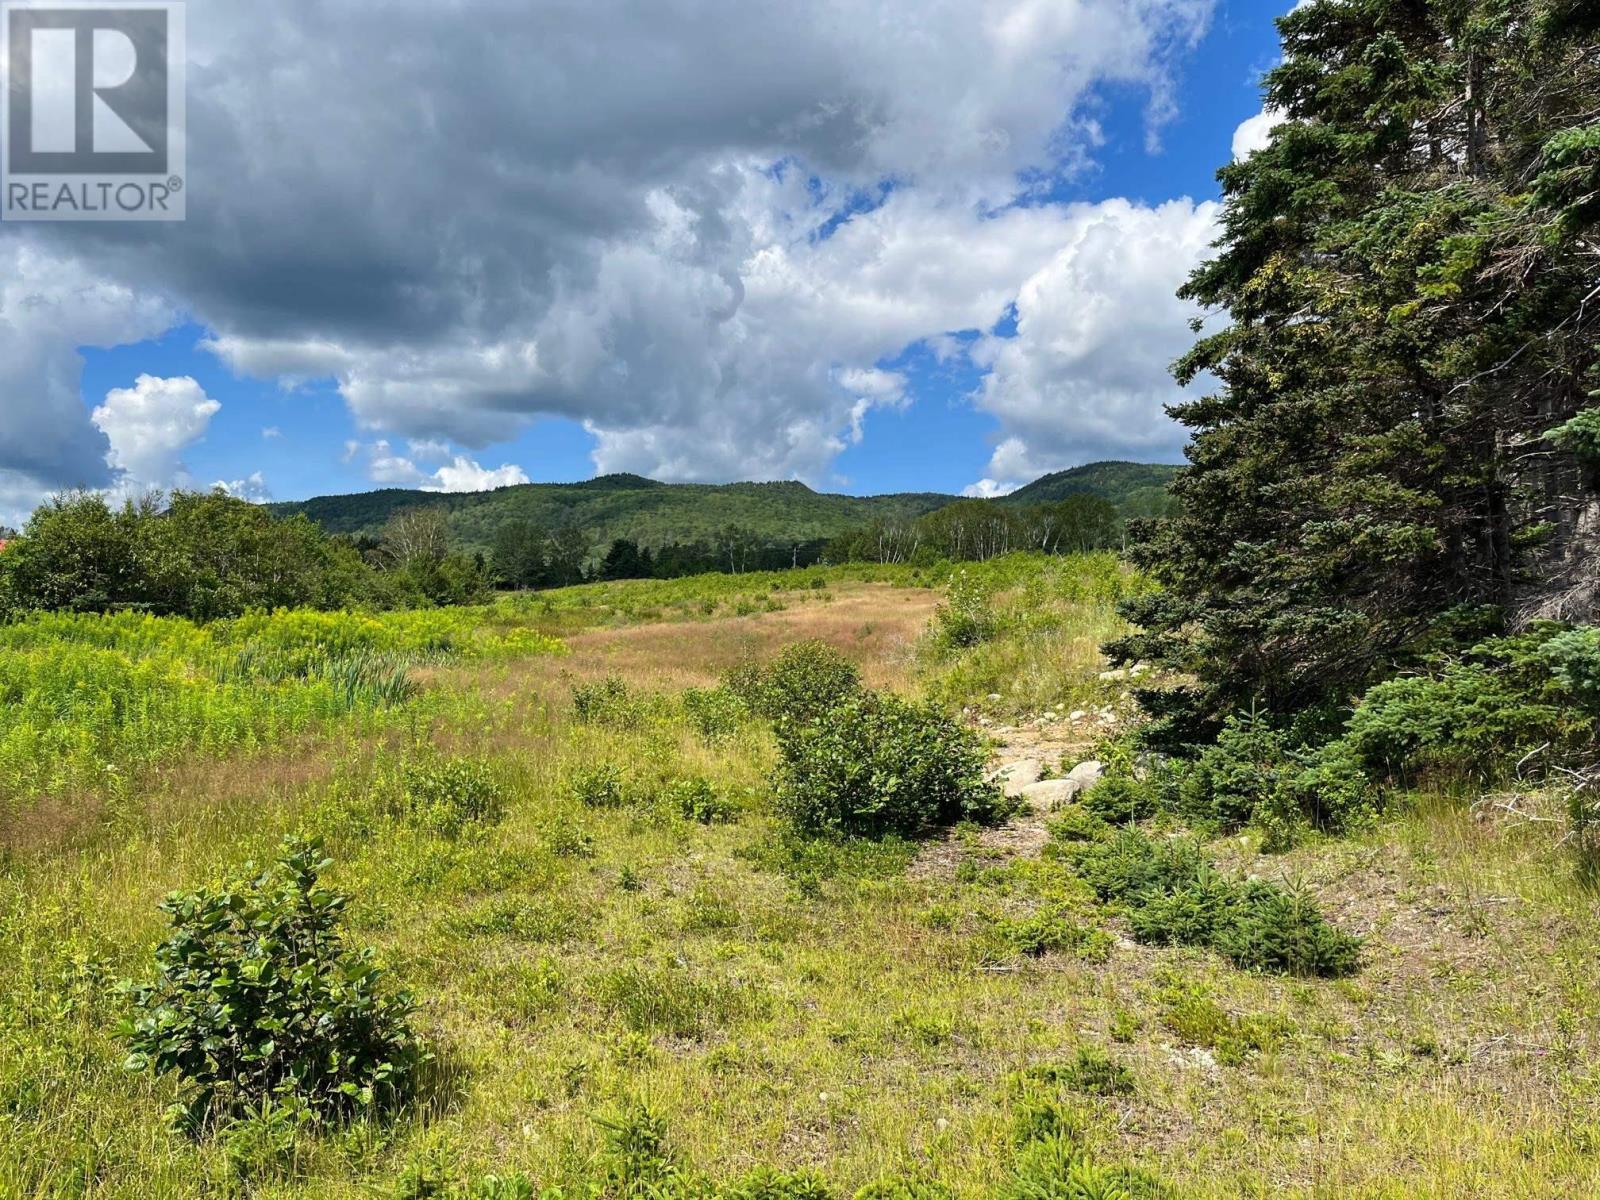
<box><xmin>1000</xmin><ymin>461</ymin><xmax>1179</xmax><ymax>517</ymax></box>
<box><xmin>271</xmin><ymin>475</ymin><xmax>953</xmax><ymax>551</ymax></box>
<box><xmin>271</xmin><ymin>462</ymin><xmax>1175</xmax><ymax>553</ymax></box>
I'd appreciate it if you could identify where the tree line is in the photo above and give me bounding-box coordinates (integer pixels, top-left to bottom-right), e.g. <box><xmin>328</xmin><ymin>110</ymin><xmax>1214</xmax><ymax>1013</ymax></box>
<box><xmin>823</xmin><ymin>494</ymin><xmax>1123</xmax><ymax>565</ymax></box>
<box><xmin>0</xmin><ymin>486</ymin><xmax>1141</xmax><ymax>619</ymax></box>
<box><xmin>0</xmin><ymin>490</ymin><xmax>490</xmax><ymax>620</ymax></box>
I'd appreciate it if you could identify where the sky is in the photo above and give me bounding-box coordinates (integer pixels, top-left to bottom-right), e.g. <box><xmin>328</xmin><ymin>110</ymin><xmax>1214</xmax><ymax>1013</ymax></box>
<box><xmin>0</xmin><ymin>0</ymin><xmax>1296</xmax><ymax>526</ymax></box>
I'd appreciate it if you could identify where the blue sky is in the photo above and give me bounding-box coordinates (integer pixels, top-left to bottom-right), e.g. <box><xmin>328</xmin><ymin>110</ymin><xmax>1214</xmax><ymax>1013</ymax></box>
<box><xmin>1</xmin><ymin>0</ymin><xmax>1294</xmax><ymax>520</ymax></box>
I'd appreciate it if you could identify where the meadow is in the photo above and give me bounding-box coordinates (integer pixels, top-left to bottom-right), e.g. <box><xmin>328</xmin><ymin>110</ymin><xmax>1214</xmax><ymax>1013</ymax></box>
<box><xmin>2</xmin><ymin>554</ymin><xmax>1597</xmax><ymax>1199</ymax></box>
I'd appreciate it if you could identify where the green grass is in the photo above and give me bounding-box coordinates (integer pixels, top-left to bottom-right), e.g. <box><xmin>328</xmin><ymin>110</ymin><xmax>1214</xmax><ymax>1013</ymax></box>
<box><xmin>0</xmin><ymin>607</ymin><xmax>564</xmax><ymax>824</ymax></box>
<box><xmin>2</xmin><ymin>556</ymin><xmax>1598</xmax><ymax>1198</ymax></box>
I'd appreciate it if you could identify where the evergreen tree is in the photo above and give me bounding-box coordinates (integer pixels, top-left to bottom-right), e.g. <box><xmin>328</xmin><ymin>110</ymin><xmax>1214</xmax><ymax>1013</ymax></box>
<box><xmin>1112</xmin><ymin>0</ymin><xmax>1600</xmax><ymax>746</ymax></box>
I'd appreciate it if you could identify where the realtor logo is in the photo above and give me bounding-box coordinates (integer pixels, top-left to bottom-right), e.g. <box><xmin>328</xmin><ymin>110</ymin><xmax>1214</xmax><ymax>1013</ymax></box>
<box><xmin>2</xmin><ymin>0</ymin><xmax>185</xmax><ymax>220</ymax></box>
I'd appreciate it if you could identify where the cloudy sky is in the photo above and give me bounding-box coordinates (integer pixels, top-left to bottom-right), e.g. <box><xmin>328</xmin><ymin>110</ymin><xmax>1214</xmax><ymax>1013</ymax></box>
<box><xmin>0</xmin><ymin>0</ymin><xmax>1293</xmax><ymax>523</ymax></box>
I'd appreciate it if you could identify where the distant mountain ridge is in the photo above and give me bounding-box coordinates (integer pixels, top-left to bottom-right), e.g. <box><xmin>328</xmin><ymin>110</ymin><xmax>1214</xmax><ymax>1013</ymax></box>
<box><xmin>997</xmin><ymin>461</ymin><xmax>1180</xmax><ymax>510</ymax></box>
<box><xmin>271</xmin><ymin>461</ymin><xmax>1180</xmax><ymax>551</ymax></box>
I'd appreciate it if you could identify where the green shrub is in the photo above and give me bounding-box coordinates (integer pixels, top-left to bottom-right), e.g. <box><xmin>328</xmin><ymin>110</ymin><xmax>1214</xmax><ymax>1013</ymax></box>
<box><xmin>666</xmin><ymin>777</ymin><xmax>738</xmax><ymax>824</ymax></box>
<box><xmin>1288</xmin><ymin>741</ymin><xmax>1376</xmax><ymax>837</ymax></box>
<box><xmin>1547</xmin><ymin>407</ymin><xmax>1600</xmax><ymax>463</ymax></box>
<box><xmin>1070</xmin><ymin>828</ymin><xmax>1206</xmax><ymax>904</ymax></box>
<box><xmin>1216</xmin><ymin>881</ymin><xmax>1362</xmax><ymax>977</ymax></box>
<box><xmin>1540</xmin><ymin>626</ymin><xmax>1600</xmax><ymax>714</ymax></box>
<box><xmin>1045</xmin><ymin>805</ymin><xmax>1110</xmax><ymax>844</ymax></box>
<box><xmin>219</xmin><ymin>1096</ymin><xmax>311</xmax><ymax>1183</ymax></box>
<box><xmin>399</xmin><ymin>754</ymin><xmax>507</xmax><ymax>836</ymax></box>
<box><xmin>1179</xmin><ymin>711</ymin><xmax>1292</xmax><ymax>830</ymax></box>
<box><xmin>1014</xmin><ymin>1047</ymin><xmax>1137</xmax><ymax>1098</ymax></box>
<box><xmin>571</xmin><ymin>763</ymin><xmax>627</xmax><ymax>809</ymax></box>
<box><xmin>1001</xmin><ymin>1135</ymin><xmax>1168</xmax><ymax>1200</ymax></box>
<box><xmin>120</xmin><ymin>836</ymin><xmax>426</xmax><ymax>1129</ymax></box>
<box><xmin>682</xmin><ymin>686</ymin><xmax>748</xmax><ymax>741</ymax></box>
<box><xmin>1174</xmin><ymin>710</ymin><xmax>1375</xmax><ymax>846</ymax></box>
<box><xmin>572</xmin><ymin>674</ymin><xmax>638</xmax><ymax>726</ymax></box>
<box><xmin>852</xmin><ymin>1180</ymin><xmax>953</xmax><ymax>1200</ymax></box>
<box><xmin>775</xmin><ymin>691</ymin><xmax>1004</xmax><ymax>837</ymax></box>
<box><xmin>935</xmin><ymin>569</ymin><xmax>996</xmax><ymax>649</ymax></box>
<box><xmin>726</xmin><ymin>641</ymin><xmax>861</xmax><ymax>727</ymax></box>
<box><xmin>993</xmin><ymin>909</ymin><xmax>1111</xmax><ymax>961</ymax></box>
<box><xmin>722</xmin><ymin>1168</ymin><xmax>836</xmax><ymax>1199</ymax></box>
<box><xmin>1124</xmin><ymin>867</ymin><xmax>1234</xmax><ymax>947</ymax></box>
<box><xmin>1068</xmin><ymin>829</ymin><xmax>1359</xmax><ymax>978</ymax></box>
<box><xmin>1332</xmin><ymin>628</ymin><xmax>1596</xmax><ymax>781</ymax></box>
<box><xmin>1079</xmin><ymin>777</ymin><xmax>1155</xmax><ymax>824</ymax></box>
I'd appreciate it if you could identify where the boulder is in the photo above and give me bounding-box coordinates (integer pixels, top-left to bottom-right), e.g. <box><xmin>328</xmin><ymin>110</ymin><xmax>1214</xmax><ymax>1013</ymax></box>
<box><xmin>990</xmin><ymin>758</ymin><xmax>1043</xmax><ymax>797</ymax></box>
<box><xmin>1065</xmin><ymin>760</ymin><xmax>1104</xmax><ymax>791</ymax></box>
<box><xmin>1018</xmin><ymin>778</ymin><xmax>1083</xmax><ymax>811</ymax></box>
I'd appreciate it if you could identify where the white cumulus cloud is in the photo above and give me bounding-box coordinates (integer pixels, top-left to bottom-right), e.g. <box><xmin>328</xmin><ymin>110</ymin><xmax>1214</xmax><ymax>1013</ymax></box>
<box><xmin>91</xmin><ymin>375</ymin><xmax>222</xmax><ymax>492</ymax></box>
<box><xmin>355</xmin><ymin>440</ymin><xmax>530</xmax><ymax>493</ymax></box>
<box><xmin>969</xmin><ymin>197</ymin><xmax>1219</xmax><ymax>487</ymax></box>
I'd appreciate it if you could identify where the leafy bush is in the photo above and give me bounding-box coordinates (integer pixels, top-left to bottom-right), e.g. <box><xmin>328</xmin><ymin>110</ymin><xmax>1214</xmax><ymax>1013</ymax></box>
<box><xmin>681</xmin><ymin>686</ymin><xmax>748</xmax><ymax>740</ymax></box>
<box><xmin>399</xmin><ymin>754</ymin><xmax>507</xmax><ymax>836</ymax></box>
<box><xmin>570</xmin><ymin>763</ymin><xmax>628</xmax><ymax>809</ymax></box>
<box><xmin>572</xmin><ymin>674</ymin><xmax>638</xmax><ymax>727</ymax></box>
<box><xmin>775</xmin><ymin>691</ymin><xmax>1004</xmax><ymax>837</ymax></box>
<box><xmin>935</xmin><ymin>569</ymin><xmax>997</xmax><ymax>649</ymax></box>
<box><xmin>665</xmin><ymin>777</ymin><xmax>738</xmax><ymax>824</ymax></box>
<box><xmin>120</xmin><ymin>836</ymin><xmax>426</xmax><ymax>1129</ymax></box>
<box><xmin>725</xmin><ymin>640</ymin><xmax>861</xmax><ymax>727</ymax></box>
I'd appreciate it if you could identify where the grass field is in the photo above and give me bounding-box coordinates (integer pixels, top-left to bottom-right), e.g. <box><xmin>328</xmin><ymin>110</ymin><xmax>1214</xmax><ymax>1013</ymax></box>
<box><xmin>2</xmin><ymin>555</ymin><xmax>1597</xmax><ymax>1198</ymax></box>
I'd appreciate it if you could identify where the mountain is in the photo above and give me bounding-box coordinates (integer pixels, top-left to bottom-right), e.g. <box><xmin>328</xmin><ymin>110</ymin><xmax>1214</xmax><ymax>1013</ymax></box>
<box><xmin>270</xmin><ymin>461</ymin><xmax>1179</xmax><ymax>550</ymax></box>
<box><xmin>997</xmin><ymin>461</ymin><xmax>1180</xmax><ymax>509</ymax></box>
<box><xmin>271</xmin><ymin>476</ymin><xmax>956</xmax><ymax>551</ymax></box>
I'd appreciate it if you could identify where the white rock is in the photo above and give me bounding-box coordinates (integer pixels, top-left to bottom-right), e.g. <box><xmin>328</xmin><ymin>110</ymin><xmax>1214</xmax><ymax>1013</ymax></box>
<box><xmin>1018</xmin><ymin>779</ymin><xmax>1084</xmax><ymax>812</ymax></box>
<box><xmin>1069</xmin><ymin>710</ymin><xmax>1087</xmax><ymax>721</ymax></box>
<box><xmin>986</xmin><ymin>693</ymin><xmax>1003</xmax><ymax>702</ymax></box>
<box><xmin>1066</xmin><ymin>760</ymin><xmax>1104</xmax><ymax>790</ymax></box>
<box><xmin>990</xmin><ymin>758</ymin><xmax>1044</xmax><ymax>797</ymax></box>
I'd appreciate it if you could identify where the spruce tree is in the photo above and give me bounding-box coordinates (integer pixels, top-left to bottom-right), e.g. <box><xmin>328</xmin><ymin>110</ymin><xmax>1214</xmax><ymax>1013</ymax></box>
<box><xmin>1112</xmin><ymin>0</ymin><xmax>1600</xmax><ymax>747</ymax></box>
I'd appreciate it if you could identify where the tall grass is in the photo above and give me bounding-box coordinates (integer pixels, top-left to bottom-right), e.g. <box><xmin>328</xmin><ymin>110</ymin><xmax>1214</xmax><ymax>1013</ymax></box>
<box><xmin>920</xmin><ymin>552</ymin><xmax>1147</xmax><ymax>713</ymax></box>
<box><xmin>0</xmin><ymin>608</ymin><xmax>565</xmax><ymax>817</ymax></box>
